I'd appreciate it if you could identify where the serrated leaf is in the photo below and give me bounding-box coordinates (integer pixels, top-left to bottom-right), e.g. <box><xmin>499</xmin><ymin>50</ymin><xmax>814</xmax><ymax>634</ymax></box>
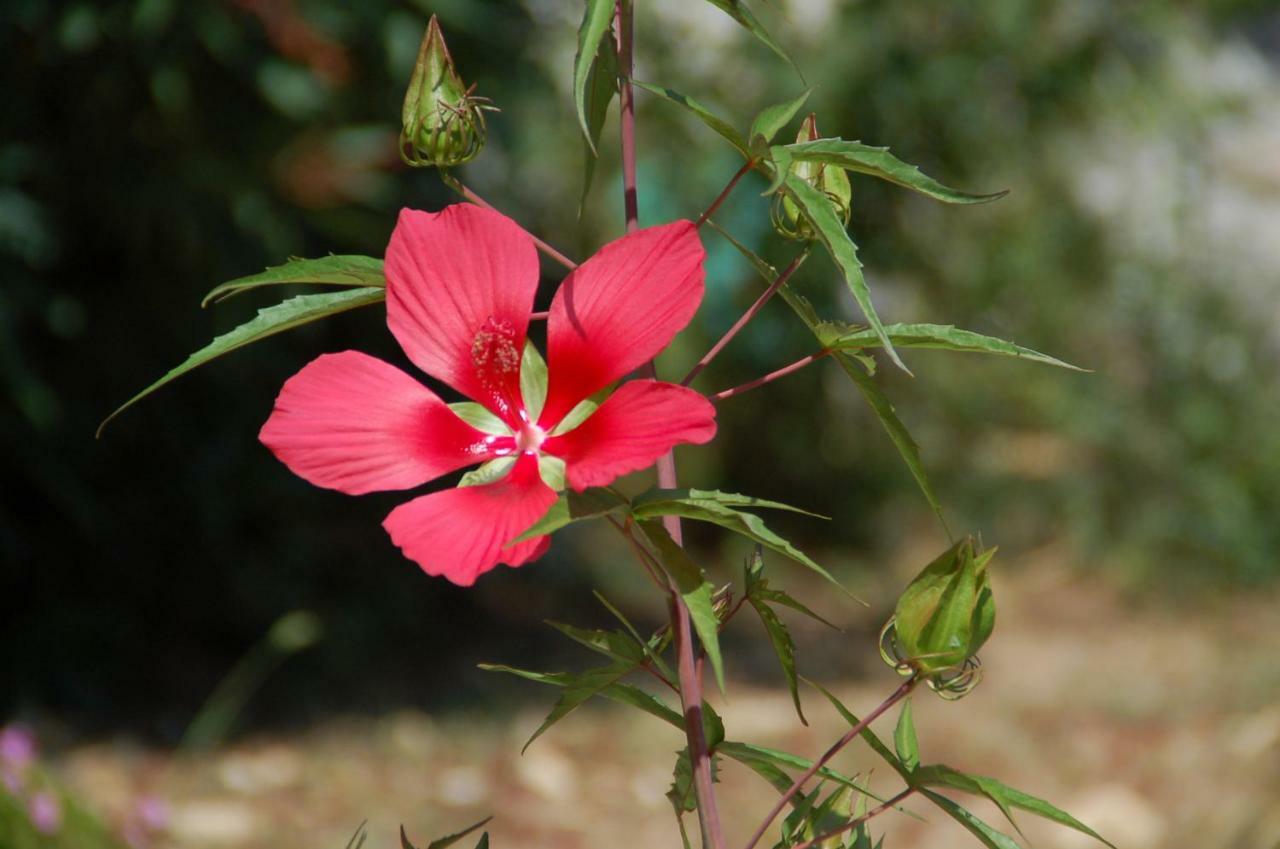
<box><xmin>893</xmin><ymin>698</ymin><xmax>919</xmax><ymax>774</ymax></box>
<box><xmin>831</xmin><ymin>351</ymin><xmax>948</xmax><ymax>531</ymax></box>
<box><xmin>920</xmin><ymin>791</ymin><xmax>1022</xmax><ymax>849</ymax></box>
<box><xmin>631</xmin><ymin>80</ymin><xmax>750</xmax><ymax>158</ymax></box>
<box><xmin>782</xmin><ymin>174</ymin><xmax>907</xmax><ymax>374</ymax></box>
<box><xmin>448</xmin><ymin>402</ymin><xmax>511</xmax><ymax>435</ymax></box>
<box><xmin>593</xmin><ymin>591</ymin><xmax>676</xmax><ymax>679</ymax></box>
<box><xmin>782</xmin><ymin>139</ymin><xmax>1007</xmax><ymax>205</ymax></box>
<box><xmin>458</xmin><ymin>457</ymin><xmax>517</xmax><ymax>488</ymax></box>
<box><xmin>640</xmin><ymin>522</ymin><xmax>726</xmax><ymax>693</ymax></box>
<box><xmin>746</xmin><ymin>583</ymin><xmax>807</xmax><ymax>724</ymax></box>
<box><xmin>520</xmin><ymin>340</ymin><xmax>548</xmax><ymax>422</ymax></box>
<box><xmin>511</xmin><ymin>487</ymin><xmax>629</xmax><ymax>543</ymax></box>
<box><xmin>700</xmin><ymin>0</ymin><xmax>798</xmax><ymax>74</ymax></box>
<box><xmin>633</xmin><ymin>488</ymin><xmax>826</xmax><ymax>518</ymax></box>
<box><xmin>98</xmin><ymin>287</ymin><xmax>385</xmax><ymax>437</ymax></box>
<box><xmin>824</xmin><ymin>323</ymin><xmax>1084</xmax><ymax>371</ymax></box>
<box><xmin>520</xmin><ymin>660</ymin><xmax>641</xmax><ymax>752</ymax></box>
<box><xmin>580</xmin><ymin>31</ymin><xmax>618</xmax><ymax>212</ymax></box>
<box><xmin>749</xmin><ymin>88</ymin><xmax>811</xmax><ymax>147</ymax></box>
<box><xmin>573</xmin><ymin>0</ymin><xmax>615</xmax><ymax>150</ymax></box>
<box><xmin>915</xmin><ymin>765</ymin><xmax>1114</xmax><ymax>848</ymax></box>
<box><xmin>201</xmin><ymin>255</ymin><xmax>385</xmax><ymax>306</ymax></box>
<box><xmin>546</xmin><ymin>621</ymin><xmax>646</xmax><ymax>665</ymax></box>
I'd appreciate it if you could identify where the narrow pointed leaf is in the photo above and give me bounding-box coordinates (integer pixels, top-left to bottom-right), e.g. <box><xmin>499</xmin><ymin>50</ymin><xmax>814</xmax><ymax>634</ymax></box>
<box><xmin>700</xmin><ymin>0</ymin><xmax>797</xmax><ymax>73</ymax></box>
<box><xmin>640</xmin><ymin>522</ymin><xmax>726</xmax><ymax>693</ymax></box>
<box><xmin>783</xmin><ymin>174</ymin><xmax>907</xmax><ymax>373</ymax></box>
<box><xmin>580</xmin><ymin>30</ymin><xmax>618</xmax><ymax>210</ymax></box>
<box><xmin>747</xmin><ymin>591</ymin><xmax>806</xmax><ymax>724</ymax></box>
<box><xmin>809</xmin><ymin>680</ymin><xmax>911</xmax><ymax>782</ymax></box>
<box><xmin>783</xmin><ymin>139</ymin><xmax>1008</xmax><ymax>205</ymax></box>
<box><xmin>893</xmin><ymin>698</ymin><xmax>920</xmax><ymax>773</ymax></box>
<box><xmin>633</xmin><ymin>488</ymin><xmax>826</xmax><ymax>518</ymax></box>
<box><xmin>511</xmin><ymin>488</ymin><xmax>629</xmax><ymax>542</ymax></box>
<box><xmin>98</xmin><ymin>287</ymin><xmax>385</xmax><ymax>437</ymax></box>
<box><xmin>518</xmin><ymin>660</ymin><xmax>641</xmax><ymax>751</ymax></box>
<box><xmin>593</xmin><ymin>591</ymin><xmax>676</xmax><ymax>679</ymax></box>
<box><xmin>573</xmin><ymin>0</ymin><xmax>615</xmax><ymax>148</ymax></box>
<box><xmin>823</xmin><ymin>323</ymin><xmax>1084</xmax><ymax>371</ymax></box>
<box><xmin>546</xmin><ymin>621</ymin><xmax>645</xmax><ymax>664</ymax></box>
<box><xmin>920</xmin><ymin>791</ymin><xmax>1022</xmax><ymax>849</ymax></box>
<box><xmin>704</xmin><ymin>219</ymin><xmax>779</xmax><ymax>280</ymax></box>
<box><xmin>631</xmin><ymin>81</ymin><xmax>750</xmax><ymax>157</ymax></box>
<box><xmin>749</xmin><ymin>88</ymin><xmax>811</xmax><ymax>147</ymax></box>
<box><xmin>425</xmin><ymin>817</ymin><xmax>493</xmax><ymax>849</ymax></box>
<box><xmin>600</xmin><ymin>682</ymin><xmax>684</xmax><ymax>727</ymax></box>
<box><xmin>202</xmin><ymin>255</ymin><xmax>385</xmax><ymax>306</ymax></box>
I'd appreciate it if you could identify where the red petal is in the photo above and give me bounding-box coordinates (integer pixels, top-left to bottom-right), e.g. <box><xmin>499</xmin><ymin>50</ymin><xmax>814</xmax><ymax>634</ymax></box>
<box><xmin>385</xmin><ymin>205</ymin><xmax>540</xmax><ymax>425</ymax></box>
<box><xmin>541</xmin><ymin>220</ymin><xmax>705</xmax><ymax>426</ymax></box>
<box><xmin>382</xmin><ymin>453</ymin><xmax>558</xmax><ymax>586</ymax></box>
<box><xmin>259</xmin><ymin>351</ymin><xmax>499</xmax><ymax>495</ymax></box>
<box><xmin>544</xmin><ymin>380</ymin><xmax>716</xmax><ymax>492</ymax></box>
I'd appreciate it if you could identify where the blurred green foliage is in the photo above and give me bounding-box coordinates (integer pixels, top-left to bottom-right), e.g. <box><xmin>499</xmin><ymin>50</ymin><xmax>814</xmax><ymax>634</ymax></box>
<box><xmin>2</xmin><ymin>0</ymin><xmax>1278</xmax><ymax>728</ymax></box>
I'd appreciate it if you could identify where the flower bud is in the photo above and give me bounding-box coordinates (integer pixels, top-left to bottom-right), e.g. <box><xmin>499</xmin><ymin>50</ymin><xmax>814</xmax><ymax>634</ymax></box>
<box><xmin>400</xmin><ymin>16</ymin><xmax>492</xmax><ymax>168</ymax></box>
<box><xmin>771</xmin><ymin>113</ymin><xmax>853</xmax><ymax>241</ymax></box>
<box><xmin>880</xmin><ymin>536</ymin><xmax>995</xmax><ymax>698</ymax></box>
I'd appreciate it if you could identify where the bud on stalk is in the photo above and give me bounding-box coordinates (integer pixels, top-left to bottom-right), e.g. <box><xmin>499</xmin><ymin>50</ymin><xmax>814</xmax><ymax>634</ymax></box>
<box><xmin>772</xmin><ymin>113</ymin><xmax>852</xmax><ymax>241</ymax></box>
<box><xmin>880</xmin><ymin>536</ymin><xmax>996</xmax><ymax>699</ymax></box>
<box><xmin>400</xmin><ymin>15</ymin><xmax>493</xmax><ymax>168</ymax></box>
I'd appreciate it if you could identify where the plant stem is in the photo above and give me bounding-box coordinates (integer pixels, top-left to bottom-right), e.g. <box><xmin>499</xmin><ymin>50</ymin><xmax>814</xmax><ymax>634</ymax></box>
<box><xmin>739</xmin><ymin>677</ymin><xmax>918</xmax><ymax>849</ymax></box>
<box><xmin>695</xmin><ymin>159</ymin><xmax>756</xmax><ymax>227</ymax></box>
<box><xmin>440</xmin><ymin>172</ymin><xmax>579</xmax><ymax>271</ymax></box>
<box><xmin>710</xmin><ymin>350</ymin><xmax>831</xmax><ymax>403</ymax></box>
<box><xmin>616</xmin><ymin>3</ymin><xmax>723</xmax><ymax>848</ymax></box>
<box><xmin>788</xmin><ymin>788</ymin><xmax>916</xmax><ymax>849</ymax></box>
<box><xmin>681</xmin><ymin>252</ymin><xmax>806</xmax><ymax>386</ymax></box>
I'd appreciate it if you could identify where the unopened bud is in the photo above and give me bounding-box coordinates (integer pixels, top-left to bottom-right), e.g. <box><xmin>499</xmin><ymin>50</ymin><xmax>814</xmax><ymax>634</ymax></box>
<box><xmin>771</xmin><ymin>113</ymin><xmax>853</xmax><ymax>241</ymax></box>
<box><xmin>880</xmin><ymin>536</ymin><xmax>995</xmax><ymax>698</ymax></box>
<box><xmin>400</xmin><ymin>16</ymin><xmax>493</xmax><ymax>168</ymax></box>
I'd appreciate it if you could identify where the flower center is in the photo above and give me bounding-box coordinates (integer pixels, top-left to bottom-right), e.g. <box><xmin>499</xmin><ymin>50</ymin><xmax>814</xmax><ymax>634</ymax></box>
<box><xmin>514</xmin><ymin>421</ymin><xmax>546</xmax><ymax>454</ymax></box>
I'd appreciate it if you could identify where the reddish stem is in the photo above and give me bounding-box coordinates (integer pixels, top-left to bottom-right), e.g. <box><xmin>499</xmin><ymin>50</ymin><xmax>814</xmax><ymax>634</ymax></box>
<box><xmin>616</xmin><ymin>3</ymin><xmax>723</xmax><ymax>848</ymax></box>
<box><xmin>739</xmin><ymin>678</ymin><xmax>918</xmax><ymax>849</ymax></box>
<box><xmin>788</xmin><ymin>788</ymin><xmax>916</xmax><ymax>849</ymax></box>
<box><xmin>695</xmin><ymin>159</ymin><xmax>755</xmax><ymax>228</ymax></box>
<box><xmin>710</xmin><ymin>350</ymin><xmax>831</xmax><ymax>403</ymax></box>
<box><xmin>681</xmin><ymin>253</ymin><xmax>805</xmax><ymax>386</ymax></box>
<box><xmin>531</xmin><ymin>310</ymin><xmax>549</xmax><ymax>321</ymax></box>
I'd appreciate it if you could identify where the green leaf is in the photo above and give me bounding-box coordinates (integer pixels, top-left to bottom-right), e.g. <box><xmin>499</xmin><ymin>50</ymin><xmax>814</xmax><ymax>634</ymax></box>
<box><xmin>703</xmin><ymin>219</ymin><xmax>780</xmax><ymax>281</ymax></box>
<box><xmin>97</xmin><ymin>287</ymin><xmax>385</xmax><ymax>437</ymax></box>
<box><xmin>580</xmin><ymin>31</ymin><xmax>618</xmax><ymax>211</ymax></box>
<box><xmin>572</xmin><ymin>0</ymin><xmax>615</xmax><ymax>150</ymax></box>
<box><xmin>520</xmin><ymin>340</ymin><xmax>548</xmax><ymax>422</ymax></box>
<box><xmin>546</xmin><ymin>621</ymin><xmax>646</xmax><ymax>665</ymax></box>
<box><xmin>700</xmin><ymin>0</ymin><xmax>797</xmax><ymax>73</ymax></box>
<box><xmin>592</xmin><ymin>591</ymin><xmax>676</xmax><ymax>680</ymax></box>
<box><xmin>631</xmin><ymin>81</ymin><xmax>750</xmax><ymax>158</ymax></box>
<box><xmin>633</xmin><ymin>488</ymin><xmax>826</xmax><ymax>518</ymax></box>
<box><xmin>599</xmin><ymin>681</ymin><xmax>684</xmax><ymax>727</ymax></box>
<box><xmin>549</xmin><ymin>398</ymin><xmax>599</xmax><ymax>436</ymax></box>
<box><xmin>782</xmin><ymin>139</ymin><xmax>1008</xmax><ymax>205</ymax></box>
<box><xmin>716</xmin><ymin>741</ymin><xmax>904</xmax><ymax>809</ymax></box>
<box><xmin>747</xmin><ymin>588</ymin><xmax>805</xmax><ymax>724</ymax></box>
<box><xmin>749</xmin><ymin>88</ymin><xmax>811</xmax><ymax>147</ymax></box>
<box><xmin>537</xmin><ymin>454</ymin><xmax>566</xmax><ymax>490</ymax></box>
<box><xmin>914</xmin><ymin>765</ymin><xmax>1114</xmax><ymax>847</ymax></box>
<box><xmin>511</xmin><ymin>487</ymin><xmax>629</xmax><ymax>543</ymax></box>
<box><xmin>473</xmin><ymin>835</ymin><xmax>489</xmax><ymax>849</ymax></box>
<box><xmin>808</xmin><ymin>680</ymin><xmax>911</xmax><ymax>782</ymax></box>
<box><xmin>448</xmin><ymin>402</ymin><xmax>511</xmax><ymax>435</ymax></box>
<box><xmin>458</xmin><ymin>457</ymin><xmax>517</xmax><ymax>488</ymax></box>
<box><xmin>520</xmin><ymin>660</ymin><xmax>643</xmax><ymax>751</ymax></box>
<box><xmin>763</xmin><ymin>143</ymin><xmax>792</xmax><ymax>195</ymax></box>
<box><xmin>639</xmin><ymin>521</ymin><xmax>726</xmax><ymax>693</ymax></box>
<box><xmin>893</xmin><ymin>698</ymin><xmax>919</xmax><ymax>774</ymax></box>
<box><xmin>744</xmin><ymin>547</ymin><xmax>840</xmax><ymax>630</ymax></box>
<box><xmin>823</xmin><ymin>323</ymin><xmax>1085</xmax><ymax>371</ymax></box>
<box><xmin>426</xmin><ymin>817</ymin><xmax>494</xmax><ymax>849</ymax></box>
<box><xmin>201</xmin><ymin>255</ymin><xmax>385</xmax><ymax>306</ymax></box>
<box><xmin>832</xmin><ymin>351</ymin><xmax>948</xmax><ymax>531</ymax></box>
<box><xmin>920</xmin><ymin>791</ymin><xmax>1022</xmax><ymax>849</ymax></box>
<box><xmin>783</xmin><ymin>174</ymin><xmax>907</xmax><ymax>373</ymax></box>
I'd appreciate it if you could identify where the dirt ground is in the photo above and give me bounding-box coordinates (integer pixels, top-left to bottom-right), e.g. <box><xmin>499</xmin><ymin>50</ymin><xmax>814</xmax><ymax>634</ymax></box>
<box><xmin>54</xmin><ymin>558</ymin><xmax>1280</xmax><ymax>849</ymax></box>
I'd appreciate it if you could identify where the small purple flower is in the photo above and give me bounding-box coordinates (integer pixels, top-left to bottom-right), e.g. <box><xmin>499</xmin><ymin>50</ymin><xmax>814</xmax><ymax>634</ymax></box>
<box><xmin>28</xmin><ymin>791</ymin><xmax>61</xmax><ymax>835</ymax></box>
<box><xmin>0</xmin><ymin>725</ymin><xmax>36</xmax><ymax>771</ymax></box>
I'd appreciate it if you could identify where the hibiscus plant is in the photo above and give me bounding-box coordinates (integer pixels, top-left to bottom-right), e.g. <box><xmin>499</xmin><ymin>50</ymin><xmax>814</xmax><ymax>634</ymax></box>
<box><xmin>101</xmin><ymin>3</ymin><xmax>1111</xmax><ymax>849</ymax></box>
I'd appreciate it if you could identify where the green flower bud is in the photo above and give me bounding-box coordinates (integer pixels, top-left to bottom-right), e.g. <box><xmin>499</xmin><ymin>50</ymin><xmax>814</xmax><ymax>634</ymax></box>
<box><xmin>771</xmin><ymin>113</ymin><xmax>853</xmax><ymax>241</ymax></box>
<box><xmin>880</xmin><ymin>536</ymin><xmax>996</xmax><ymax>698</ymax></box>
<box><xmin>400</xmin><ymin>16</ymin><xmax>493</xmax><ymax>168</ymax></box>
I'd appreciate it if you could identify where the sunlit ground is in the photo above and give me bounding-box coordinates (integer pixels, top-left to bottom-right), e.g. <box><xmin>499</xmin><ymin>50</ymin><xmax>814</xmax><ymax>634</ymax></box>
<box><xmin>43</xmin><ymin>558</ymin><xmax>1280</xmax><ymax>849</ymax></box>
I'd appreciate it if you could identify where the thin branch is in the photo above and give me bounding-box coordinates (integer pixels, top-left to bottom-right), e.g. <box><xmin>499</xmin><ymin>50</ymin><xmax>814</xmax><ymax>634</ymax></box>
<box><xmin>739</xmin><ymin>677</ymin><xmax>918</xmax><ymax>849</ymax></box>
<box><xmin>681</xmin><ymin>252</ymin><xmax>806</xmax><ymax>386</ymax></box>
<box><xmin>695</xmin><ymin>159</ymin><xmax>756</xmax><ymax>228</ymax></box>
<box><xmin>710</xmin><ymin>351</ymin><xmax>831</xmax><ymax>403</ymax></box>
<box><xmin>788</xmin><ymin>788</ymin><xmax>916</xmax><ymax>849</ymax></box>
<box><xmin>440</xmin><ymin>172</ymin><xmax>579</xmax><ymax>270</ymax></box>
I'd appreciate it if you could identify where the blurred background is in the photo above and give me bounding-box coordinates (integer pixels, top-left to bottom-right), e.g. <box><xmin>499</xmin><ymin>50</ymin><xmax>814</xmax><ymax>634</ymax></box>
<box><xmin>2</xmin><ymin>1</ymin><xmax>1279</xmax><ymax>847</ymax></box>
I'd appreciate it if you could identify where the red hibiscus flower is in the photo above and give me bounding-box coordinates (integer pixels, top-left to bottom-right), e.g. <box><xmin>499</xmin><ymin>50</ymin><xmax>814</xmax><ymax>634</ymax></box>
<box><xmin>259</xmin><ymin>204</ymin><xmax>716</xmax><ymax>585</ymax></box>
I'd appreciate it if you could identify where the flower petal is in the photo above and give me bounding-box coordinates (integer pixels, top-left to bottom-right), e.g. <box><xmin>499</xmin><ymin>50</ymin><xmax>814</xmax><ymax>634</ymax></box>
<box><xmin>543</xmin><ymin>379</ymin><xmax>716</xmax><ymax>491</ymax></box>
<box><xmin>260</xmin><ymin>351</ymin><xmax>498</xmax><ymax>495</ymax></box>
<box><xmin>382</xmin><ymin>453</ymin><xmax>557</xmax><ymax>586</ymax></box>
<box><xmin>385</xmin><ymin>204</ymin><xmax>540</xmax><ymax>424</ymax></box>
<box><xmin>541</xmin><ymin>220</ymin><xmax>705</xmax><ymax>426</ymax></box>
